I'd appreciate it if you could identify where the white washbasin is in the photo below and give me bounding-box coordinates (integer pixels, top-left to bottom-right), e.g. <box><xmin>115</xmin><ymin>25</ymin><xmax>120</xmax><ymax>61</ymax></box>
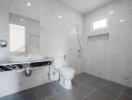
<box><xmin>9</xmin><ymin>56</ymin><xmax>31</xmax><ymax>62</ymax></box>
<box><xmin>28</xmin><ymin>55</ymin><xmax>45</xmax><ymax>61</ymax></box>
<box><xmin>9</xmin><ymin>54</ymin><xmax>45</xmax><ymax>62</ymax></box>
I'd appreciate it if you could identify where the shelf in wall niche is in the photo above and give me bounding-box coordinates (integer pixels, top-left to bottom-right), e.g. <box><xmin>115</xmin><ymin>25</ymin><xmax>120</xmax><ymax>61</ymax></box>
<box><xmin>30</xmin><ymin>34</ymin><xmax>40</xmax><ymax>38</ymax></box>
<box><xmin>87</xmin><ymin>32</ymin><xmax>109</xmax><ymax>38</ymax></box>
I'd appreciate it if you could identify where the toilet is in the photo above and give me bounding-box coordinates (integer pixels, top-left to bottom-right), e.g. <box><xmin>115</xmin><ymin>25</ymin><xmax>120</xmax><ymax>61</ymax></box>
<box><xmin>54</xmin><ymin>56</ymin><xmax>75</xmax><ymax>89</ymax></box>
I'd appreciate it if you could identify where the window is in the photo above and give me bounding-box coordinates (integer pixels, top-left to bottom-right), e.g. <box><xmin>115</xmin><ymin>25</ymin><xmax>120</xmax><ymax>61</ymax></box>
<box><xmin>92</xmin><ymin>18</ymin><xmax>108</xmax><ymax>31</ymax></box>
<box><xmin>9</xmin><ymin>24</ymin><xmax>25</xmax><ymax>52</ymax></box>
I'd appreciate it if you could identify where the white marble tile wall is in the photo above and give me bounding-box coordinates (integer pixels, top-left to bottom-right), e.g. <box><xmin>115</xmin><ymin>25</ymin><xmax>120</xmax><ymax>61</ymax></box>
<box><xmin>40</xmin><ymin>0</ymin><xmax>83</xmax><ymax>74</ymax></box>
<box><xmin>0</xmin><ymin>0</ymin><xmax>9</xmax><ymax>60</ymax></box>
<box><xmin>82</xmin><ymin>0</ymin><xmax>132</xmax><ymax>88</ymax></box>
<box><xmin>0</xmin><ymin>0</ymin><xmax>83</xmax><ymax>97</ymax></box>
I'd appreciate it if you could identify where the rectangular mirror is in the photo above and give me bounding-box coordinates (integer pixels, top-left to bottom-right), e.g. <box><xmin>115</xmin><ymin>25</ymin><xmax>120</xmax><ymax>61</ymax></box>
<box><xmin>9</xmin><ymin>0</ymin><xmax>40</xmax><ymax>54</ymax></box>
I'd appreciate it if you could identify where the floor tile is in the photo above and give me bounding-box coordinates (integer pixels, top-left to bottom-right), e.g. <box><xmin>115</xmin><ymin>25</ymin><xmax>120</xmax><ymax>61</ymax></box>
<box><xmin>85</xmin><ymin>78</ymin><xmax>104</xmax><ymax>89</ymax></box>
<box><xmin>118</xmin><ymin>93</ymin><xmax>132</xmax><ymax>100</ymax></box>
<box><xmin>33</xmin><ymin>84</ymin><xmax>59</xmax><ymax>100</ymax></box>
<box><xmin>86</xmin><ymin>90</ymin><xmax>114</xmax><ymax>100</ymax></box>
<box><xmin>75</xmin><ymin>73</ymin><xmax>94</xmax><ymax>84</ymax></box>
<box><xmin>33</xmin><ymin>83</ymin><xmax>51</xmax><ymax>92</ymax></box>
<box><xmin>0</xmin><ymin>96</ymin><xmax>9</xmax><ymax>100</ymax></box>
<box><xmin>98</xmin><ymin>85</ymin><xmax>121</xmax><ymax>98</ymax></box>
<box><xmin>10</xmin><ymin>89</ymin><xmax>36</xmax><ymax>100</ymax></box>
<box><xmin>77</xmin><ymin>73</ymin><xmax>94</xmax><ymax>78</ymax></box>
<box><xmin>75</xmin><ymin>84</ymin><xmax>95</xmax><ymax>97</ymax></box>
<box><xmin>94</xmin><ymin>77</ymin><xmax>110</xmax><ymax>85</ymax></box>
<box><xmin>72</xmin><ymin>78</ymin><xmax>82</xmax><ymax>87</ymax></box>
<box><xmin>49</xmin><ymin>81</ymin><xmax>66</xmax><ymax>93</ymax></box>
<box><xmin>123</xmin><ymin>87</ymin><xmax>132</xmax><ymax>96</ymax></box>
<box><xmin>62</xmin><ymin>88</ymin><xmax>84</xmax><ymax>100</ymax></box>
<box><xmin>105</xmin><ymin>81</ymin><xmax>124</xmax><ymax>91</ymax></box>
<box><xmin>48</xmin><ymin>93</ymin><xmax>66</xmax><ymax>100</ymax></box>
<box><xmin>83</xmin><ymin>96</ymin><xmax>91</xmax><ymax>100</ymax></box>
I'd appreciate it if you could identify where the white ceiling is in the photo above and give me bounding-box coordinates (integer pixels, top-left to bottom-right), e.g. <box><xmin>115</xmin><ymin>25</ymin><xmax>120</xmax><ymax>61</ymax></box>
<box><xmin>9</xmin><ymin>0</ymin><xmax>113</xmax><ymax>20</ymax></box>
<box><xmin>59</xmin><ymin>0</ymin><xmax>113</xmax><ymax>14</ymax></box>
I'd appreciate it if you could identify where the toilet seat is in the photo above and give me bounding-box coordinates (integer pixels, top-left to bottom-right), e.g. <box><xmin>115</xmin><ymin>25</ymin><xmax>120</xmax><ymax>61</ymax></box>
<box><xmin>59</xmin><ymin>67</ymin><xmax>75</xmax><ymax>79</ymax></box>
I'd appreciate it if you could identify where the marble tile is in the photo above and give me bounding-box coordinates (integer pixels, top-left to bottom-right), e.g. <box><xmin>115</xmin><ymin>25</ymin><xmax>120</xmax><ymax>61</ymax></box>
<box><xmin>84</xmin><ymin>90</ymin><xmax>114</xmax><ymax>100</ymax></box>
<box><xmin>48</xmin><ymin>93</ymin><xmax>66</xmax><ymax>100</ymax></box>
<box><xmin>62</xmin><ymin>89</ymin><xmax>84</xmax><ymax>100</ymax></box>
<box><xmin>74</xmin><ymin>73</ymin><xmax>95</xmax><ymax>84</ymax></box>
<box><xmin>33</xmin><ymin>83</ymin><xmax>59</xmax><ymax>100</ymax></box>
<box><xmin>75</xmin><ymin>84</ymin><xmax>95</xmax><ymax>97</ymax></box>
<box><xmin>0</xmin><ymin>96</ymin><xmax>9</xmax><ymax>100</ymax></box>
<box><xmin>10</xmin><ymin>89</ymin><xmax>36</xmax><ymax>100</ymax></box>
<box><xmin>105</xmin><ymin>81</ymin><xmax>125</xmax><ymax>91</ymax></box>
<box><xmin>98</xmin><ymin>85</ymin><xmax>122</xmax><ymax>98</ymax></box>
<box><xmin>84</xmin><ymin>78</ymin><xmax>105</xmax><ymax>89</ymax></box>
<box><xmin>118</xmin><ymin>93</ymin><xmax>132</xmax><ymax>100</ymax></box>
<box><xmin>123</xmin><ymin>87</ymin><xmax>132</xmax><ymax>96</ymax></box>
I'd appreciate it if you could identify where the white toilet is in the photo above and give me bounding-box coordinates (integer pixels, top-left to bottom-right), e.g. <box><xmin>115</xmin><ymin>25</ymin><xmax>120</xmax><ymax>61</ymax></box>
<box><xmin>54</xmin><ymin>56</ymin><xmax>75</xmax><ymax>89</ymax></box>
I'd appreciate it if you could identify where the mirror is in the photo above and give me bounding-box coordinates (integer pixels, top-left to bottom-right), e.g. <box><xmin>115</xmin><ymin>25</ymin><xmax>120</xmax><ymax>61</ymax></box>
<box><xmin>9</xmin><ymin>0</ymin><xmax>40</xmax><ymax>53</ymax></box>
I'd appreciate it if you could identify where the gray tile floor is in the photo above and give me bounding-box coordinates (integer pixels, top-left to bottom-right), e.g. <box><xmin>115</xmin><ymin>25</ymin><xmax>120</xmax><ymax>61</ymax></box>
<box><xmin>1</xmin><ymin>73</ymin><xmax>132</xmax><ymax>100</ymax></box>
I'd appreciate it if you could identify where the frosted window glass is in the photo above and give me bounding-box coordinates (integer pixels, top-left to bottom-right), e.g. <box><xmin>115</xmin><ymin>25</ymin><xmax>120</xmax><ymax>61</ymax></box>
<box><xmin>92</xmin><ymin>18</ymin><xmax>107</xmax><ymax>31</ymax></box>
<box><xmin>10</xmin><ymin>24</ymin><xmax>25</xmax><ymax>52</ymax></box>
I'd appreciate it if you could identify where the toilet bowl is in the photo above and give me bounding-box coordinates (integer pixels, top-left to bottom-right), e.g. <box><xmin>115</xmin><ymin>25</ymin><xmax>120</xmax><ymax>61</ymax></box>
<box><xmin>54</xmin><ymin>56</ymin><xmax>75</xmax><ymax>89</ymax></box>
<box><xmin>56</xmin><ymin>66</ymin><xmax>75</xmax><ymax>89</ymax></box>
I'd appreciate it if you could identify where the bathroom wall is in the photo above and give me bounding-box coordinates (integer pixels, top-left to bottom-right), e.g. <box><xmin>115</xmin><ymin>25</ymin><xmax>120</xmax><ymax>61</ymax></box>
<box><xmin>40</xmin><ymin>0</ymin><xmax>83</xmax><ymax>74</ymax></box>
<box><xmin>0</xmin><ymin>0</ymin><xmax>83</xmax><ymax>97</ymax></box>
<box><xmin>82</xmin><ymin>0</ymin><xmax>132</xmax><ymax>88</ymax></box>
<box><xmin>0</xmin><ymin>0</ymin><xmax>9</xmax><ymax>59</ymax></box>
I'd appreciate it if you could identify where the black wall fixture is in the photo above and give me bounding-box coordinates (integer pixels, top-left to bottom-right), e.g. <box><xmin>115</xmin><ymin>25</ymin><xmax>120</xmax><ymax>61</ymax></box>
<box><xmin>0</xmin><ymin>40</ymin><xmax>8</xmax><ymax>47</ymax></box>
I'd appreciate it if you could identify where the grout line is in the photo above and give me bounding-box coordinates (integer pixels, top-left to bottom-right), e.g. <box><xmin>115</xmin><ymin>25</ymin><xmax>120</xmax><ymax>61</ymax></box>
<box><xmin>102</xmin><ymin>83</ymin><xmax>125</xmax><ymax>93</ymax></box>
<box><xmin>76</xmin><ymin>77</ymin><xmax>95</xmax><ymax>86</ymax></box>
<box><xmin>82</xmin><ymin>80</ymin><xmax>126</xmax><ymax>100</ymax></box>
<box><xmin>115</xmin><ymin>86</ymin><xmax>126</xmax><ymax>100</ymax></box>
<box><xmin>122</xmin><ymin>92</ymin><xmax>132</xmax><ymax>98</ymax></box>
<box><xmin>82</xmin><ymin>88</ymin><xmax>97</xmax><ymax>100</ymax></box>
<box><xmin>95</xmin><ymin>84</ymin><xmax>126</xmax><ymax>100</ymax></box>
<box><xmin>8</xmin><ymin>95</ymin><xmax>12</xmax><ymax>100</ymax></box>
<box><xmin>8</xmin><ymin>96</ymin><xmax>11</xmax><ymax>100</ymax></box>
<box><xmin>96</xmin><ymin>90</ymin><xmax>115</xmax><ymax>99</ymax></box>
<box><xmin>32</xmin><ymin>90</ymin><xmax>38</xmax><ymax>100</ymax></box>
<box><xmin>46</xmin><ymin>82</ymin><xmax>67</xmax><ymax>99</ymax></box>
<box><xmin>82</xmin><ymin>83</ymin><xmax>106</xmax><ymax>99</ymax></box>
<box><xmin>89</xmin><ymin>83</ymin><xmax>117</xmax><ymax>99</ymax></box>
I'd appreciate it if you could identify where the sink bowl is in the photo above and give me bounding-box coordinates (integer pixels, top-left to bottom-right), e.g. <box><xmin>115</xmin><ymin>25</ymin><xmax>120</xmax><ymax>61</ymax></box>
<box><xmin>28</xmin><ymin>55</ymin><xmax>45</xmax><ymax>61</ymax></box>
<box><xmin>9</xmin><ymin>54</ymin><xmax>45</xmax><ymax>62</ymax></box>
<box><xmin>9</xmin><ymin>56</ymin><xmax>30</xmax><ymax>62</ymax></box>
